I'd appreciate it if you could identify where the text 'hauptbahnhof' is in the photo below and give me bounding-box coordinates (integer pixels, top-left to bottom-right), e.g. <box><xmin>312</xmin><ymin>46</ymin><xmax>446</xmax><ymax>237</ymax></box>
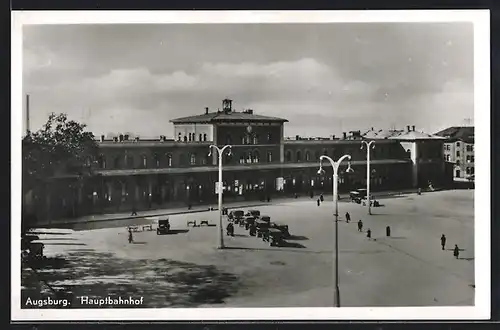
<box><xmin>26</xmin><ymin>99</ymin><xmax>454</xmax><ymax>221</ymax></box>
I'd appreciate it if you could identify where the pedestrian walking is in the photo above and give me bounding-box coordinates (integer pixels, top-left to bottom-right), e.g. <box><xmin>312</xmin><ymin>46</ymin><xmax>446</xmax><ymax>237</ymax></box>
<box><xmin>357</xmin><ymin>220</ymin><xmax>363</xmax><ymax>232</ymax></box>
<box><xmin>453</xmin><ymin>244</ymin><xmax>460</xmax><ymax>259</ymax></box>
<box><xmin>131</xmin><ymin>206</ymin><xmax>138</xmax><ymax>216</ymax></box>
<box><xmin>128</xmin><ymin>228</ymin><xmax>133</xmax><ymax>244</ymax></box>
<box><xmin>267</xmin><ymin>196</ymin><xmax>271</xmax><ymax>203</ymax></box>
<box><xmin>320</xmin><ymin>194</ymin><xmax>324</xmax><ymax>202</ymax></box>
<box><xmin>310</xmin><ymin>191</ymin><xmax>314</xmax><ymax>199</ymax></box>
<box><xmin>317</xmin><ymin>199</ymin><xmax>321</xmax><ymax>207</ymax></box>
<box><xmin>386</xmin><ymin>226</ymin><xmax>391</xmax><ymax>237</ymax></box>
<box><xmin>441</xmin><ymin>234</ymin><xmax>446</xmax><ymax>250</ymax></box>
<box><xmin>367</xmin><ymin>229</ymin><xmax>372</xmax><ymax>239</ymax></box>
<box><xmin>345</xmin><ymin>212</ymin><xmax>351</xmax><ymax>223</ymax></box>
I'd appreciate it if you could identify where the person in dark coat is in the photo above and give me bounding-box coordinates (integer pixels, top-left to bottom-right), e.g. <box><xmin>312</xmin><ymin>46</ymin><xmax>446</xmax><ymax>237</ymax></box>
<box><xmin>249</xmin><ymin>223</ymin><xmax>257</xmax><ymax>236</ymax></box>
<box><xmin>226</xmin><ymin>222</ymin><xmax>234</xmax><ymax>236</ymax></box>
<box><xmin>441</xmin><ymin>234</ymin><xmax>447</xmax><ymax>250</ymax></box>
<box><xmin>453</xmin><ymin>244</ymin><xmax>460</xmax><ymax>259</ymax></box>
<box><xmin>320</xmin><ymin>194</ymin><xmax>324</xmax><ymax>202</ymax></box>
<box><xmin>310</xmin><ymin>191</ymin><xmax>314</xmax><ymax>199</ymax></box>
<box><xmin>317</xmin><ymin>199</ymin><xmax>321</xmax><ymax>206</ymax></box>
<box><xmin>386</xmin><ymin>226</ymin><xmax>391</xmax><ymax>237</ymax></box>
<box><xmin>367</xmin><ymin>229</ymin><xmax>372</xmax><ymax>239</ymax></box>
<box><xmin>345</xmin><ymin>212</ymin><xmax>351</xmax><ymax>223</ymax></box>
<box><xmin>267</xmin><ymin>196</ymin><xmax>271</xmax><ymax>202</ymax></box>
<box><xmin>357</xmin><ymin>220</ymin><xmax>363</xmax><ymax>232</ymax></box>
<box><xmin>128</xmin><ymin>228</ymin><xmax>133</xmax><ymax>244</ymax></box>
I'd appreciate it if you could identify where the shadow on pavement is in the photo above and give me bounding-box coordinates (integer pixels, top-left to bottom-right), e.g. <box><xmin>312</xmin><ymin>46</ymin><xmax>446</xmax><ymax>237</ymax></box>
<box><xmin>389</xmin><ymin>236</ymin><xmax>407</xmax><ymax>239</ymax></box>
<box><xmin>459</xmin><ymin>257</ymin><xmax>474</xmax><ymax>261</ymax></box>
<box><xmin>286</xmin><ymin>235</ymin><xmax>309</xmax><ymax>241</ymax></box>
<box><xmin>280</xmin><ymin>241</ymin><xmax>306</xmax><ymax>248</ymax></box>
<box><xmin>29</xmin><ymin>231</ymin><xmax>72</xmax><ymax>235</ymax></box>
<box><xmin>162</xmin><ymin>229</ymin><xmax>189</xmax><ymax>235</ymax></box>
<box><xmin>38</xmin><ymin>238</ymin><xmax>79</xmax><ymax>241</ymax></box>
<box><xmin>43</xmin><ymin>243</ymin><xmax>87</xmax><ymax>246</ymax></box>
<box><xmin>22</xmin><ymin>251</ymin><xmax>241</xmax><ymax>308</ymax></box>
<box><xmin>132</xmin><ymin>241</ymin><xmax>147</xmax><ymax>245</ymax></box>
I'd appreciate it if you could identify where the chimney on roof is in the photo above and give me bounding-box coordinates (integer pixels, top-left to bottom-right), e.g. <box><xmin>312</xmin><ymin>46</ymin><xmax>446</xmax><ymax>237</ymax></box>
<box><xmin>406</xmin><ymin>125</ymin><xmax>411</xmax><ymax>132</ymax></box>
<box><xmin>412</xmin><ymin>125</ymin><xmax>415</xmax><ymax>132</ymax></box>
<box><xmin>371</xmin><ymin>127</ymin><xmax>374</xmax><ymax>131</ymax></box>
<box><xmin>205</xmin><ymin>107</ymin><xmax>209</xmax><ymax>114</ymax></box>
<box><xmin>100</xmin><ymin>135</ymin><xmax>105</xmax><ymax>142</ymax></box>
<box><xmin>343</xmin><ymin>132</ymin><xmax>347</xmax><ymax>139</ymax></box>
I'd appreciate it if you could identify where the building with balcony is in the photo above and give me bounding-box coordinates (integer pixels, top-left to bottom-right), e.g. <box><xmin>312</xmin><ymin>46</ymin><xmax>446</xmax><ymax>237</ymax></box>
<box><xmin>25</xmin><ymin>99</ymin><xmax>452</xmax><ymax>221</ymax></box>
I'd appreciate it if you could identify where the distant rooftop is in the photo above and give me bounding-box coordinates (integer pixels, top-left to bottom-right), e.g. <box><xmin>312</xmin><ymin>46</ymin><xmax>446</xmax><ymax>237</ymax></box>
<box><xmin>363</xmin><ymin>125</ymin><xmax>445</xmax><ymax>141</ymax></box>
<box><xmin>434</xmin><ymin>126</ymin><xmax>474</xmax><ymax>143</ymax></box>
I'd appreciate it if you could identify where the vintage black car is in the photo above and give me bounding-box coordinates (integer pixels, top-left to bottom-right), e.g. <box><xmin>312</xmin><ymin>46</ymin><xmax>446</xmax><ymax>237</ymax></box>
<box><xmin>260</xmin><ymin>215</ymin><xmax>271</xmax><ymax>223</ymax></box>
<box><xmin>255</xmin><ymin>220</ymin><xmax>271</xmax><ymax>237</ymax></box>
<box><xmin>271</xmin><ymin>222</ymin><xmax>291</xmax><ymax>238</ymax></box>
<box><xmin>245</xmin><ymin>209</ymin><xmax>261</xmax><ymax>218</ymax></box>
<box><xmin>263</xmin><ymin>228</ymin><xmax>286</xmax><ymax>246</ymax></box>
<box><xmin>156</xmin><ymin>218</ymin><xmax>171</xmax><ymax>235</ymax></box>
<box><xmin>244</xmin><ymin>216</ymin><xmax>257</xmax><ymax>230</ymax></box>
<box><xmin>229</xmin><ymin>210</ymin><xmax>245</xmax><ymax>223</ymax></box>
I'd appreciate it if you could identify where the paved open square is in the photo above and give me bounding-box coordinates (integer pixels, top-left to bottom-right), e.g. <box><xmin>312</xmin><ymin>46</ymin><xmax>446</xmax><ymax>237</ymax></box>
<box><xmin>22</xmin><ymin>189</ymin><xmax>474</xmax><ymax>308</ymax></box>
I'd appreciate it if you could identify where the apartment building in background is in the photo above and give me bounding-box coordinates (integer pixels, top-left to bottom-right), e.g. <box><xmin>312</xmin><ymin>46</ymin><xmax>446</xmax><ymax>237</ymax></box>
<box><xmin>435</xmin><ymin>126</ymin><xmax>475</xmax><ymax>181</ymax></box>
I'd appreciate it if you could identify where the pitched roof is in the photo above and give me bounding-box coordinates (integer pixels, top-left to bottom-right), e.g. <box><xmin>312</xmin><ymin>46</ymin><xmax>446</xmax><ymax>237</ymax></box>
<box><xmin>388</xmin><ymin>130</ymin><xmax>446</xmax><ymax>141</ymax></box>
<box><xmin>362</xmin><ymin>128</ymin><xmax>405</xmax><ymax>139</ymax></box>
<box><xmin>170</xmin><ymin>111</ymin><xmax>288</xmax><ymax>124</ymax></box>
<box><xmin>434</xmin><ymin>126</ymin><xmax>474</xmax><ymax>143</ymax></box>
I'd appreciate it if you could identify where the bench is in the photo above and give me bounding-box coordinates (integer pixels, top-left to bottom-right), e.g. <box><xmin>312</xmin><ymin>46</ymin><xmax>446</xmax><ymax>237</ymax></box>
<box><xmin>199</xmin><ymin>220</ymin><xmax>209</xmax><ymax>226</ymax></box>
<box><xmin>142</xmin><ymin>224</ymin><xmax>153</xmax><ymax>231</ymax></box>
<box><xmin>187</xmin><ymin>220</ymin><xmax>197</xmax><ymax>227</ymax></box>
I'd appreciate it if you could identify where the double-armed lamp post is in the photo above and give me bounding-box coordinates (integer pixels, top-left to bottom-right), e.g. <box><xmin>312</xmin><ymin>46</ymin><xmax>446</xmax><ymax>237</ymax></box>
<box><xmin>209</xmin><ymin>144</ymin><xmax>232</xmax><ymax>249</ymax></box>
<box><xmin>318</xmin><ymin>154</ymin><xmax>353</xmax><ymax>308</ymax></box>
<box><xmin>361</xmin><ymin>140</ymin><xmax>375</xmax><ymax>215</ymax></box>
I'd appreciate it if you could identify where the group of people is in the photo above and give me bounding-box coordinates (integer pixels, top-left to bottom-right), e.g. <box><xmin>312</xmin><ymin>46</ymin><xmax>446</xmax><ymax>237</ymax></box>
<box><xmin>441</xmin><ymin>234</ymin><xmax>461</xmax><ymax>259</ymax></box>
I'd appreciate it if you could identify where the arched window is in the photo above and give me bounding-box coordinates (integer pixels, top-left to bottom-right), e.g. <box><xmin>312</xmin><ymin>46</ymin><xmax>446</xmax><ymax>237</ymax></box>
<box><xmin>166</xmin><ymin>154</ymin><xmax>172</xmax><ymax>167</ymax></box>
<box><xmin>267</xmin><ymin>133</ymin><xmax>272</xmax><ymax>143</ymax></box>
<box><xmin>246</xmin><ymin>151</ymin><xmax>252</xmax><ymax>163</ymax></box>
<box><xmin>98</xmin><ymin>154</ymin><xmax>106</xmax><ymax>169</ymax></box>
<box><xmin>199</xmin><ymin>133</ymin><xmax>202</xmax><ymax>142</ymax></box>
<box><xmin>296</xmin><ymin>151</ymin><xmax>302</xmax><ymax>162</ymax></box>
<box><xmin>267</xmin><ymin>152</ymin><xmax>272</xmax><ymax>163</ymax></box>
<box><xmin>253</xmin><ymin>134</ymin><xmax>259</xmax><ymax>144</ymax></box>
<box><xmin>154</xmin><ymin>153</ymin><xmax>160</xmax><ymax>167</ymax></box>
<box><xmin>190</xmin><ymin>153</ymin><xmax>196</xmax><ymax>165</ymax></box>
<box><xmin>241</xmin><ymin>136</ymin><xmax>246</xmax><ymax>144</ymax></box>
<box><xmin>315</xmin><ymin>151</ymin><xmax>320</xmax><ymax>161</ymax></box>
<box><xmin>141</xmin><ymin>155</ymin><xmax>147</xmax><ymax>168</ymax></box>
<box><xmin>203</xmin><ymin>133</ymin><xmax>207</xmax><ymax>141</ymax></box>
<box><xmin>178</xmin><ymin>132</ymin><xmax>182</xmax><ymax>141</ymax></box>
<box><xmin>189</xmin><ymin>133</ymin><xmax>193</xmax><ymax>142</ymax></box>
<box><xmin>183</xmin><ymin>136</ymin><xmax>187</xmax><ymax>142</ymax></box>
<box><xmin>305</xmin><ymin>151</ymin><xmax>311</xmax><ymax>161</ymax></box>
<box><xmin>285</xmin><ymin>150</ymin><xmax>292</xmax><ymax>162</ymax></box>
<box><xmin>253</xmin><ymin>150</ymin><xmax>260</xmax><ymax>163</ymax></box>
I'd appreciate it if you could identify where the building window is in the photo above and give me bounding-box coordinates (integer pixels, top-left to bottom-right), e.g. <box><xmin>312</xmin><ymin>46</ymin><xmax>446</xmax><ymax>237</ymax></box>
<box><xmin>466</xmin><ymin>167</ymin><xmax>471</xmax><ymax>175</ymax></box>
<box><xmin>466</xmin><ymin>155</ymin><xmax>471</xmax><ymax>163</ymax></box>
<box><xmin>183</xmin><ymin>136</ymin><xmax>187</xmax><ymax>142</ymax></box>
<box><xmin>203</xmin><ymin>134</ymin><xmax>207</xmax><ymax>141</ymax></box>
<box><xmin>267</xmin><ymin>133</ymin><xmax>272</xmax><ymax>142</ymax></box>
<box><xmin>456</xmin><ymin>160</ymin><xmax>460</xmax><ymax>166</ymax></box>
<box><xmin>253</xmin><ymin>135</ymin><xmax>259</xmax><ymax>144</ymax></box>
<box><xmin>252</xmin><ymin>151</ymin><xmax>260</xmax><ymax>163</ymax></box>
<box><xmin>199</xmin><ymin>133</ymin><xmax>202</xmax><ymax>142</ymax></box>
<box><xmin>178</xmin><ymin>132</ymin><xmax>182</xmax><ymax>141</ymax></box>
<box><xmin>241</xmin><ymin>136</ymin><xmax>245</xmax><ymax>144</ymax></box>
<box><xmin>285</xmin><ymin>150</ymin><xmax>292</xmax><ymax>162</ymax></box>
<box><xmin>315</xmin><ymin>151</ymin><xmax>320</xmax><ymax>161</ymax></box>
<box><xmin>305</xmin><ymin>151</ymin><xmax>311</xmax><ymax>161</ymax></box>
<box><xmin>471</xmin><ymin>155</ymin><xmax>474</xmax><ymax>163</ymax></box>
<box><xmin>456</xmin><ymin>150</ymin><xmax>460</xmax><ymax>157</ymax></box>
<box><xmin>141</xmin><ymin>155</ymin><xmax>147</xmax><ymax>168</ymax></box>
<box><xmin>471</xmin><ymin>167</ymin><xmax>475</xmax><ymax>175</ymax></box>
<box><xmin>296</xmin><ymin>151</ymin><xmax>302</xmax><ymax>162</ymax></box>
<box><xmin>190</xmin><ymin>153</ymin><xmax>196</xmax><ymax>165</ymax></box>
<box><xmin>154</xmin><ymin>153</ymin><xmax>160</xmax><ymax>167</ymax></box>
<box><xmin>98</xmin><ymin>154</ymin><xmax>106</xmax><ymax>169</ymax></box>
<box><xmin>246</xmin><ymin>152</ymin><xmax>252</xmax><ymax>164</ymax></box>
<box><xmin>167</xmin><ymin>154</ymin><xmax>172</xmax><ymax>167</ymax></box>
<box><xmin>446</xmin><ymin>154</ymin><xmax>451</xmax><ymax>161</ymax></box>
<box><xmin>455</xmin><ymin>169</ymin><xmax>461</xmax><ymax>177</ymax></box>
<box><xmin>267</xmin><ymin>152</ymin><xmax>272</xmax><ymax>163</ymax></box>
<box><xmin>239</xmin><ymin>155</ymin><xmax>245</xmax><ymax>164</ymax></box>
<box><xmin>456</xmin><ymin>141</ymin><xmax>460</xmax><ymax>147</ymax></box>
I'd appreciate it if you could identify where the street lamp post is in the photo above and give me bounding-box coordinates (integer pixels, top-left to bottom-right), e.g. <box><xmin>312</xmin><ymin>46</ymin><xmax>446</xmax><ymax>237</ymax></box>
<box><xmin>318</xmin><ymin>154</ymin><xmax>353</xmax><ymax>308</ymax></box>
<box><xmin>361</xmin><ymin>140</ymin><xmax>375</xmax><ymax>215</ymax></box>
<box><xmin>209</xmin><ymin>144</ymin><xmax>232</xmax><ymax>249</ymax></box>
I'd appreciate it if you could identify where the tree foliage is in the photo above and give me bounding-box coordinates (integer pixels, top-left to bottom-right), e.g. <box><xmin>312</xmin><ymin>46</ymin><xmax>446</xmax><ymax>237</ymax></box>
<box><xmin>22</xmin><ymin>113</ymin><xmax>99</xmax><ymax>191</ymax></box>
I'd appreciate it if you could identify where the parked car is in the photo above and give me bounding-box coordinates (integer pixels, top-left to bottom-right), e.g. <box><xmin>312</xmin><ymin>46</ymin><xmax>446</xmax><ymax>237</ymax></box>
<box><xmin>229</xmin><ymin>210</ymin><xmax>245</xmax><ymax>223</ymax></box>
<box><xmin>271</xmin><ymin>222</ymin><xmax>290</xmax><ymax>238</ymax></box>
<box><xmin>260</xmin><ymin>215</ymin><xmax>271</xmax><ymax>223</ymax></box>
<box><xmin>245</xmin><ymin>209</ymin><xmax>261</xmax><ymax>218</ymax></box>
<box><xmin>263</xmin><ymin>228</ymin><xmax>286</xmax><ymax>246</ymax></box>
<box><xmin>255</xmin><ymin>220</ymin><xmax>271</xmax><ymax>237</ymax></box>
<box><xmin>244</xmin><ymin>216</ymin><xmax>257</xmax><ymax>230</ymax></box>
<box><xmin>156</xmin><ymin>218</ymin><xmax>171</xmax><ymax>235</ymax></box>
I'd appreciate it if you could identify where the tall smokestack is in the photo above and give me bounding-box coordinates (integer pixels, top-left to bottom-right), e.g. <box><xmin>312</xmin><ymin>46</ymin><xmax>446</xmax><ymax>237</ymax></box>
<box><xmin>26</xmin><ymin>94</ymin><xmax>30</xmax><ymax>135</ymax></box>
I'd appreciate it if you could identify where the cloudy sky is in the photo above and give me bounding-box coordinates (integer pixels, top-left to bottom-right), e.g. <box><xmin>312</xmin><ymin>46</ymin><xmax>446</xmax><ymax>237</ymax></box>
<box><xmin>23</xmin><ymin>23</ymin><xmax>474</xmax><ymax>138</ymax></box>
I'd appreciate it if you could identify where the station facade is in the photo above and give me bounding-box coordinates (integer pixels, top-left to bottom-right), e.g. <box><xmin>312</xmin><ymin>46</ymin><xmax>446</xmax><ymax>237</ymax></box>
<box><xmin>26</xmin><ymin>99</ymin><xmax>452</xmax><ymax>221</ymax></box>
